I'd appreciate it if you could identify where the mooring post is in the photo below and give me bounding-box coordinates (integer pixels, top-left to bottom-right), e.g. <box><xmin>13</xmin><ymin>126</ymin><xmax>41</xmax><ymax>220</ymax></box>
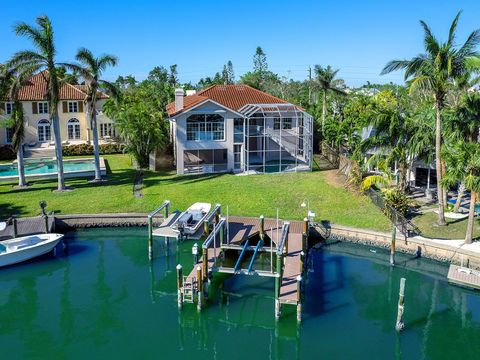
<box><xmin>203</xmin><ymin>219</ymin><xmax>210</xmax><ymax>236</ymax></box>
<box><xmin>165</xmin><ymin>201</ymin><xmax>170</xmax><ymax>218</ymax></box>
<box><xmin>176</xmin><ymin>264</ymin><xmax>183</xmax><ymax>308</ymax></box>
<box><xmin>390</xmin><ymin>224</ymin><xmax>396</xmax><ymax>266</ymax></box>
<box><xmin>275</xmin><ymin>253</ymin><xmax>282</xmax><ymax>320</ymax></box>
<box><xmin>148</xmin><ymin>215</ymin><xmax>153</xmax><ymax>242</ymax></box>
<box><xmin>13</xmin><ymin>217</ymin><xmax>18</xmax><ymax>238</ymax></box>
<box><xmin>259</xmin><ymin>215</ymin><xmax>265</xmax><ymax>241</ymax></box>
<box><xmin>296</xmin><ymin>275</ymin><xmax>302</xmax><ymax>322</ymax></box>
<box><xmin>395</xmin><ymin>277</ymin><xmax>406</xmax><ymax>331</ymax></box>
<box><xmin>44</xmin><ymin>214</ymin><xmax>49</xmax><ymax>234</ymax></box>
<box><xmin>192</xmin><ymin>243</ymin><xmax>199</xmax><ymax>265</ymax></box>
<box><xmin>300</xmin><ymin>251</ymin><xmax>305</xmax><ymax>274</ymax></box>
<box><xmin>202</xmin><ymin>248</ymin><xmax>208</xmax><ymax>281</ymax></box>
<box><xmin>197</xmin><ymin>266</ymin><xmax>203</xmax><ymax>311</ymax></box>
<box><xmin>303</xmin><ymin>217</ymin><xmax>308</xmax><ymax>235</ymax></box>
<box><xmin>215</xmin><ymin>206</ymin><xmax>221</xmax><ymax>225</ymax></box>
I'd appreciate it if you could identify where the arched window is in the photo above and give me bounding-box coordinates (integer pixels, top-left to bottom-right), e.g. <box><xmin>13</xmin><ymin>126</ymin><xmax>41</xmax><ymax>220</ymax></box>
<box><xmin>37</xmin><ymin>119</ymin><xmax>51</xmax><ymax>142</ymax></box>
<box><xmin>67</xmin><ymin>118</ymin><xmax>81</xmax><ymax>140</ymax></box>
<box><xmin>186</xmin><ymin>114</ymin><xmax>224</xmax><ymax>141</ymax></box>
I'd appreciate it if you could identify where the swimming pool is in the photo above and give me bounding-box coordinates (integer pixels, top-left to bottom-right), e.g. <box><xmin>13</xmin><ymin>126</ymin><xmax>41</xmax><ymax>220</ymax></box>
<box><xmin>0</xmin><ymin>157</ymin><xmax>106</xmax><ymax>181</ymax></box>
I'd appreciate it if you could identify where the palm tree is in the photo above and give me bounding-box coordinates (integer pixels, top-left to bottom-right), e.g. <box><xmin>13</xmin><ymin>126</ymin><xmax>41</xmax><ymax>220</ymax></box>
<box><xmin>0</xmin><ymin>68</ymin><xmax>27</xmax><ymax>187</ymax></box>
<box><xmin>8</xmin><ymin>16</ymin><xmax>67</xmax><ymax>191</ymax></box>
<box><xmin>442</xmin><ymin>141</ymin><xmax>480</xmax><ymax>243</ymax></box>
<box><xmin>314</xmin><ymin>65</ymin><xmax>346</xmax><ymax>135</ymax></box>
<box><xmin>62</xmin><ymin>48</ymin><xmax>118</xmax><ymax>181</ymax></box>
<box><xmin>381</xmin><ymin>12</ymin><xmax>480</xmax><ymax>226</ymax></box>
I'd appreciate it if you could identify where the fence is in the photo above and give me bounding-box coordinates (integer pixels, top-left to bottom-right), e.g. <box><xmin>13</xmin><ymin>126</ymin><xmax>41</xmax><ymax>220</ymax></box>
<box><xmin>366</xmin><ymin>188</ymin><xmax>420</xmax><ymax>236</ymax></box>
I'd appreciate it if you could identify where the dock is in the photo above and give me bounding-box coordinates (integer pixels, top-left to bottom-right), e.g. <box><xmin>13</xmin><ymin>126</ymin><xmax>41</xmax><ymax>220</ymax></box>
<box><xmin>175</xmin><ymin>214</ymin><xmax>309</xmax><ymax>321</ymax></box>
<box><xmin>0</xmin><ymin>215</ymin><xmax>55</xmax><ymax>241</ymax></box>
<box><xmin>447</xmin><ymin>264</ymin><xmax>480</xmax><ymax>290</ymax></box>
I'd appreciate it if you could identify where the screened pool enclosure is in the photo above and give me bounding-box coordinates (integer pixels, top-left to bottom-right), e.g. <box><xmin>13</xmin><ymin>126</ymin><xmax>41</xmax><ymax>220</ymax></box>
<box><xmin>237</xmin><ymin>103</ymin><xmax>313</xmax><ymax>174</ymax></box>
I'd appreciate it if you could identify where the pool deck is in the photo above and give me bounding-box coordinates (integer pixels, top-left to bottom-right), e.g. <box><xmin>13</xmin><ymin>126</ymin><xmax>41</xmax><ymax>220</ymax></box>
<box><xmin>0</xmin><ymin>157</ymin><xmax>106</xmax><ymax>182</ymax></box>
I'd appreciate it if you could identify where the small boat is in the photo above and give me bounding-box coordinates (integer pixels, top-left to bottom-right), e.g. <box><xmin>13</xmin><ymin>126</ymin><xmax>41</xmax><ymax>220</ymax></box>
<box><xmin>0</xmin><ymin>233</ymin><xmax>64</xmax><ymax>268</ymax></box>
<box><xmin>172</xmin><ymin>203</ymin><xmax>212</xmax><ymax>236</ymax></box>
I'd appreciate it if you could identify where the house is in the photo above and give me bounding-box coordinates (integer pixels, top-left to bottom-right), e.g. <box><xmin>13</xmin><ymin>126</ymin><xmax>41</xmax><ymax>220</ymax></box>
<box><xmin>165</xmin><ymin>85</ymin><xmax>313</xmax><ymax>175</ymax></box>
<box><xmin>0</xmin><ymin>71</ymin><xmax>116</xmax><ymax>148</ymax></box>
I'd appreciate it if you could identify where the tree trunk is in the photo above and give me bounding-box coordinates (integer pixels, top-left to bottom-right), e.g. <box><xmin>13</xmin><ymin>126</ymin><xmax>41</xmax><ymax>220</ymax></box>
<box><xmin>321</xmin><ymin>90</ymin><xmax>327</xmax><ymax>136</ymax></box>
<box><xmin>16</xmin><ymin>145</ymin><xmax>27</xmax><ymax>187</ymax></box>
<box><xmin>90</xmin><ymin>102</ymin><xmax>102</xmax><ymax>181</ymax></box>
<box><xmin>435</xmin><ymin>103</ymin><xmax>446</xmax><ymax>225</ymax></box>
<box><xmin>454</xmin><ymin>182</ymin><xmax>466</xmax><ymax>213</ymax></box>
<box><xmin>441</xmin><ymin>160</ymin><xmax>448</xmax><ymax>211</ymax></box>
<box><xmin>465</xmin><ymin>191</ymin><xmax>476</xmax><ymax>244</ymax></box>
<box><xmin>52</xmin><ymin>110</ymin><xmax>66</xmax><ymax>191</ymax></box>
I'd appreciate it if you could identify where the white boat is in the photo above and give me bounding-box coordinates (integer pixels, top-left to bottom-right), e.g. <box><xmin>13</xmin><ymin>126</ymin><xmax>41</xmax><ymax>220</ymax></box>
<box><xmin>0</xmin><ymin>233</ymin><xmax>64</xmax><ymax>267</ymax></box>
<box><xmin>172</xmin><ymin>202</ymin><xmax>212</xmax><ymax>235</ymax></box>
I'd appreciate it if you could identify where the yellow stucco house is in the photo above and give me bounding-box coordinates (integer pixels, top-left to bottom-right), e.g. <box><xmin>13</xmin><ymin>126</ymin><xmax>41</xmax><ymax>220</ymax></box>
<box><xmin>0</xmin><ymin>71</ymin><xmax>116</xmax><ymax>148</ymax></box>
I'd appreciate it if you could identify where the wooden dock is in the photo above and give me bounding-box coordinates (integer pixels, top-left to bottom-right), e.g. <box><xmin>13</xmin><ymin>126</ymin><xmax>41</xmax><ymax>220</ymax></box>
<box><xmin>278</xmin><ymin>233</ymin><xmax>303</xmax><ymax>305</ymax></box>
<box><xmin>0</xmin><ymin>216</ymin><xmax>55</xmax><ymax>241</ymax></box>
<box><xmin>447</xmin><ymin>264</ymin><xmax>480</xmax><ymax>290</ymax></box>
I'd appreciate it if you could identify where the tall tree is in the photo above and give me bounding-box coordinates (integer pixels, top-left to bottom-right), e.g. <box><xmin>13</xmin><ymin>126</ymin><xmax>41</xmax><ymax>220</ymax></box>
<box><xmin>253</xmin><ymin>47</ymin><xmax>267</xmax><ymax>75</ymax></box>
<box><xmin>442</xmin><ymin>141</ymin><xmax>480</xmax><ymax>243</ymax></box>
<box><xmin>314</xmin><ymin>65</ymin><xmax>347</xmax><ymax>135</ymax></box>
<box><xmin>381</xmin><ymin>12</ymin><xmax>480</xmax><ymax>225</ymax></box>
<box><xmin>222</xmin><ymin>60</ymin><xmax>235</xmax><ymax>84</ymax></box>
<box><xmin>62</xmin><ymin>48</ymin><xmax>118</xmax><ymax>181</ymax></box>
<box><xmin>0</xmin><ymin>68</ymin><xmax>27</xmax><ymax>187</ymax></box>
<box><xmin>8</xmin><ymin>15</ymin><xmax>67</xmax><ymax>191</ymax></box>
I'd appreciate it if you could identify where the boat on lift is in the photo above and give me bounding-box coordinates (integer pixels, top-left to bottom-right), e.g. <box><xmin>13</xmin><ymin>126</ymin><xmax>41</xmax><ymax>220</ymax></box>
<box><xmin>0</xmin><ymin>233</ymin><xmax>64</xmax><ymax>268</ymax></box>
<box><xmin>172</xmin><ymin>202</ymin><xmax>212</xmax><ymax>236</ymax></box>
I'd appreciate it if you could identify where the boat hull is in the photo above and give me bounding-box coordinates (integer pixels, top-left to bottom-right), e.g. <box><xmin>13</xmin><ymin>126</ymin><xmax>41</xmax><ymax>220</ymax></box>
<box><xmin>0</xmin><ymin>234</ymin><xmax>63</xmax><ymax>268</ymax></box>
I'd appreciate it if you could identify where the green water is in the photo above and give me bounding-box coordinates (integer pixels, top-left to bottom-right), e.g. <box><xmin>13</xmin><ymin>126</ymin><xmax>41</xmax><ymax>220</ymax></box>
<box><xmin>1</xmin><ymin>227</ymin><xmax>480</xmax><ymax>359</ymax></box>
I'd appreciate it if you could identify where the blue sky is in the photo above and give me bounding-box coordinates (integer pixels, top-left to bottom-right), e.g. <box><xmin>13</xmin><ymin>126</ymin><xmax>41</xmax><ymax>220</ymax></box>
<box><xmin>1</xmin><ymin>0</ymin><xmax>480</xmax><ymax>87</ymax></box>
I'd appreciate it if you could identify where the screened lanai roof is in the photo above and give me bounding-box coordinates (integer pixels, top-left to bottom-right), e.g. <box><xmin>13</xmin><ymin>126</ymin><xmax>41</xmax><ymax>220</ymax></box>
<box><xmin>239</xmin><ymin>103</ymin><xmax>308</xmax><ymax>118</ymax></box>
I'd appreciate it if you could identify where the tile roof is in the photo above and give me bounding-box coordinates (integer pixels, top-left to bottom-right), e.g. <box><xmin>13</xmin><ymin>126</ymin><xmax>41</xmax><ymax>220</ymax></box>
<box><xmin>166</xmin><ymin>84</ymin><xmax>290</xmax><ymax>117</ymax></box>
<box><xmin>5</xmin><ymin>71</ymin><xmax>108</xmax><ymax>101</ymax></box>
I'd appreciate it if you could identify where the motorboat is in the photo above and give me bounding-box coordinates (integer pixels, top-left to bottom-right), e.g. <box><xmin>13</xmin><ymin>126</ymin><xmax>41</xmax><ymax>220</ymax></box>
<box><xmin>172</xmin><ymin>203</ymin><xmax>212</xmax><ymax>236</ymax></box>
<box><xmin>0</xmin><ymin>233</ymin><xmax>64</xmax><ymax>267</ymax></box>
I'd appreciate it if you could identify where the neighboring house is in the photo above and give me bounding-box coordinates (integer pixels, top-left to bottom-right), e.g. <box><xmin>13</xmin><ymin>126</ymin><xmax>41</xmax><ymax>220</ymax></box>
<box><xmin>0</xmin><ymin>71</ymin><xmax>116</xmax><ymax>147</ymax></box>
<box><xmin>164</xmin><ymin>85</ymin><xmax>313</xmax><ymax>175</ymax></box>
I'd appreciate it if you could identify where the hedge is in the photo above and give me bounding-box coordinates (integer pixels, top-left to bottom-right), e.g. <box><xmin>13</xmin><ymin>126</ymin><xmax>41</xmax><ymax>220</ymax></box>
<box><xmin>0</xmin><ymin>145</ymin><xmax>16</xmax><ymax>161</ymax></box>
<box><xmin>62</xmin><ymin>143</ymin><xmax>125</xmax><ymax>156</ymax></box>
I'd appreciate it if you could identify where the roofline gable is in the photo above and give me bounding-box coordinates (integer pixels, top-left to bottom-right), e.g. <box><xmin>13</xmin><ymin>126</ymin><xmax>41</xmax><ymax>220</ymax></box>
<box><xmin>169</xmin><ymin>98</ymin><xmax>244</xmax><ymax>118</ymax></box>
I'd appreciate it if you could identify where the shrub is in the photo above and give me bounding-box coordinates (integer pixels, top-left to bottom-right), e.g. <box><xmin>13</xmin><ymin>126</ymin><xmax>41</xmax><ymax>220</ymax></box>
<box><xmin>0</xmin><ymin>145</ymin><xmax>16</xmax><ymax>161</ymax></box>
<box><xmin>62</xmin><ymin>143</ymin><xmax>125</xmax><ymax>156</ymax></box>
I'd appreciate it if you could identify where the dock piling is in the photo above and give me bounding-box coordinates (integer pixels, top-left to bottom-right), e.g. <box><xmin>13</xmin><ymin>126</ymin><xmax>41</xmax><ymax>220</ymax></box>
<box><xmin>296</xmin><ymin>275</ymin><xmax>302</xmax><ymax>322</ymax></box>
<box><xmin>203</xmin><ymin>220</ymin><xmax>210</xmax><ymax>236</ymax></box>
<box><xmin>12</xmin><ymin>217</ymin><xmax>18</xmax><ymax>238</ymax></box>
<box><xmin>176</xmin><ymin>264</ymin><xmax>183</xmax><ymax>308</ymax></box>
<box><xmin>43</xmin><ymin>215</ymin><xmax>49</xmax><ymax>234</ymax></box>
<box><xmin>197</xmin><ymin>266</ymin><xmax>203</xmax><ymax>311</ymax></box>
<box><xmin>395</xmin><ymin>277</ymin><xmax>406</xmax><ymax>331</ymax></box>
<box><xmin>390</xmin><ymin>224</ymin><xmax>396</xmax><ymax>266</ymax></box>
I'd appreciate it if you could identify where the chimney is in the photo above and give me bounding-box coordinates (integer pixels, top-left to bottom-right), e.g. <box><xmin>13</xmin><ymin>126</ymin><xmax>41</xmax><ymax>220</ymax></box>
<box><xmin>175</xmin><ymin>88</ymin><xmax>184</xmax><ymax>112</ymax></box>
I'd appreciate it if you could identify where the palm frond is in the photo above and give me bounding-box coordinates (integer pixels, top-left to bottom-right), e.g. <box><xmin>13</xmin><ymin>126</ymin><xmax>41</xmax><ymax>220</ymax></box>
<box><xmin>380</xmin><ymin>60</ymin><xmax>409</xmax><ymax>75</ymax></box>
<box><xmin>447</xmin><ymin>11</ymin><xmax>462</xmax><ymax>47</ymax></box>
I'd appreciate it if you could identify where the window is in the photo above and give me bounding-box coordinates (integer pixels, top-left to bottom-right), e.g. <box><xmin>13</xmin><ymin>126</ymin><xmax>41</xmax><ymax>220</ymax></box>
<box><xmin>5</xmin><ymin>128</ymin><xmax>13</xmax><ymax>143</ymax></box>
<box><xmin>5</xmin><ymin>102</ymin><xmax>14</xmax><ymax>115</ymax></box>
<box><xmin>183</xmin><ymin>149</ymin><xmax>228</xmax><ymax>173</ymax></box>
<box><xmin>234</xmin><ymin>144</ymin><xmax>242</xmax><ymax>170</ymax></box>
<box><xmin>234</xmin><ymin>118</ymin><xmax>244</xmax><ymax>143</ymax></box>
<box><xmin>282</xmin><ymin>118</ymin><xmax>293</xmax><ymax>130</ymax></box>
<box><xmin>100</xmin><ymin>123</ymin><xmax>115</xmax><ymax>138</ymax></box>
<box><xmin>37</xmin><ymin>119</ymin><xmax>51</xmax><ymax>142</ymax></box>
<box><xmin>274</xmin><ymin>118</ymin><xmax>280</xmax><ymax>130</ymax></box>
<box><xmin>67</xmin><ymin>118</ymin><xmax>81</xmax><ymax>140</ymax></box>
<box><xmin>68</xmin><ymin>101</ymin><xmax>79</xmax><ymax>113</ymax></box>
<box><xmin>186</xmin><ymin>114</ymin><xmax>224</xmax><ymax>141</ymax></box>
<box><xmin>38</xmin><ymin>102</ymin><xmax>49</xmax><ymax>114</ymax></box>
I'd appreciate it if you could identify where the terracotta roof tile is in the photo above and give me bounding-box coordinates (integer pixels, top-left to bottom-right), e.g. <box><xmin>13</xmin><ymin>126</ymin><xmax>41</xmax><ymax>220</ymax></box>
<box><xmin>5</xmin><ymin>71</ymin><xmax>108</xmax><ymax>101</ymax></box>
<box><xmin>166</xmin><ymin>85</ymin><xmax>290</xmax><ymax>117</ymax></box>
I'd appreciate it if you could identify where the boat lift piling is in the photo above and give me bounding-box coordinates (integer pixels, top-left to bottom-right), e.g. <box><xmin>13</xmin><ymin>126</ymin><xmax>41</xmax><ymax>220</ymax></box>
<box><xmin>147</xmin><ymin>200</ymin><xmax>171</xmax><ymax>259</ymax></box>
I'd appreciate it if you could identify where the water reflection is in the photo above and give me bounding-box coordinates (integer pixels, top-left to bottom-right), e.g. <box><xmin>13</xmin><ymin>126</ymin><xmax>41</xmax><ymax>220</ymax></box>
<box><xmin>1</xmin><ymin>228</ymin><xmax>480</xmax><ymax>360</ymax></box>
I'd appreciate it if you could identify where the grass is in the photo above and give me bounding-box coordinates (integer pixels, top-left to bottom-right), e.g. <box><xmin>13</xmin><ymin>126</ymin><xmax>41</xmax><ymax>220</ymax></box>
<box><xmin>413</xmin><ymin>211</ymin><xmax>480</xmax><ymax>240</ymax></box>
<box><xmin>0</xmin><ymin>154</ymin><xmax>391</xmax><ymax>232</ymax></box>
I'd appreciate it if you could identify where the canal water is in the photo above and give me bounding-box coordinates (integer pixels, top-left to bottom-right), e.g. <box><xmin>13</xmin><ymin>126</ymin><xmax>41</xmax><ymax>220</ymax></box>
<box><xmin>1</xmin><ymin>227</ymin><xmax>479</xmax><ymax>359</ymax></box>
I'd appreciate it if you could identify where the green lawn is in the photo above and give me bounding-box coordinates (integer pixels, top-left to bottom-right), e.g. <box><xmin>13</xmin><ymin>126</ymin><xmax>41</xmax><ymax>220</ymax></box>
<box><xmin>0</xmin><ymin>154</ymin><xmax>391</xmax><ymax>232</ymax></box>
<box><xmin>413</xmin><ymin>211</ymin><xmax>480</xmax><ymax>240</ymax></box>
